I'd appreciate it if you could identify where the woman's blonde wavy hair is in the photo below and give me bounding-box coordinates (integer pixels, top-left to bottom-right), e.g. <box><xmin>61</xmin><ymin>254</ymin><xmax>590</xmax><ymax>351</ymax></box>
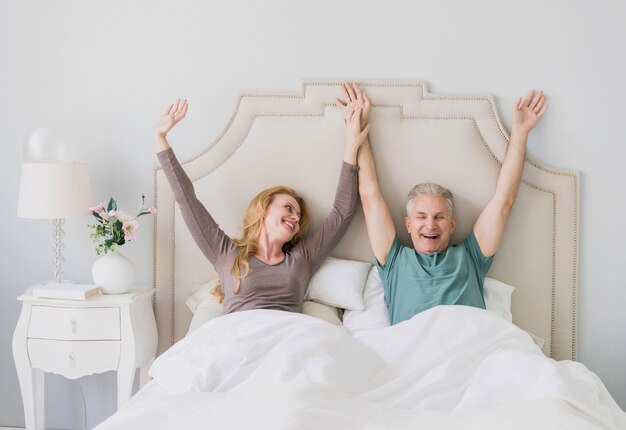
<box><xmin>212</xmin><ymin>186</ymin><xmax>309</xmax><ymax>301</ymax></box>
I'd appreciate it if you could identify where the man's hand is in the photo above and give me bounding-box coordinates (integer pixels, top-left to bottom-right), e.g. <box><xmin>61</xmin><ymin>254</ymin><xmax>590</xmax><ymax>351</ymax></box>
<box><xmin>335</xmin><ymin>83</ymin><xmax>371</xmax><ymax>126</ymax></box>
<box><xmin>512</xmin><ymin>90</ymin><xmax>548</xmax><ymax>136</ymax></box>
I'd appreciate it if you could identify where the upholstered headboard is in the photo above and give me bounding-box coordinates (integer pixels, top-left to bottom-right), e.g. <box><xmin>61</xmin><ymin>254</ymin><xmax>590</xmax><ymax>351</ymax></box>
<box><xmin>152</xmin><ymin>81</ymin><xmax>579</xmax><ymax>360</ymax></box>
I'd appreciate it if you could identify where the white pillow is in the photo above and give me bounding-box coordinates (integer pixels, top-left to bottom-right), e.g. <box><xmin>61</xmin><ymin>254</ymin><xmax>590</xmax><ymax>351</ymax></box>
<box><xmin>188</xmin><ymin>294</ymin><xmax>224</xmax><ymax>334</ymax></box>
<box><xmin>302</xmin><ymin>301</ymin><xmax>341</xmax><ymax>325</ymax></box>
<box><xmin>343</xmin><ymin>267</ymin><xmax>390</xmax><ymax>334</ymax></box>
<box><xmin>186</xmin><ymin>279</ymin><xmax>224</xmax><ymax>334</ymax></box>
<box><xmin>483</xmin><ymin>277</ymin><xmax>515</xmax><ymax>322</ymax></box>
<box><xmin>483</xmin><ymin>279</ymin><xmax>545</xmax><ymax>348</ymax></box>
<box><xmin>306</xmin><ymin>257</ymin><xmax>371</xmax><ymax>311</ymax></box>
<box><xmin>185</xmin><ymin>279</ymin><xmax>220</xmax><ymax>313</ymax></box>
<box><xmin>525</xmin><ymin>330</ymin><xmax>546</xmax><ymax>350</ymax></box>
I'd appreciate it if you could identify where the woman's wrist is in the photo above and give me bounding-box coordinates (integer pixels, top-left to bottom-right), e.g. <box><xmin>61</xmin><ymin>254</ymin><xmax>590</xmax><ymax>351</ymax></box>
<box><xmin>155</xmin><ymin>133</ymin><xmax>171</xmax><ymax>152</ymax></box>
<box><xmin>343</xmin><ymin>146</ymin><xmax>358</xmax><ymax>165</ymax></box>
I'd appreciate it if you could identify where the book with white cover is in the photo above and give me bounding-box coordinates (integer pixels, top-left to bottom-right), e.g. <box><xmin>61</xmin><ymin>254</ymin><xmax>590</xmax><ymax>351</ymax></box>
<box><xmin>32</xmin><ymin>283</ymin><xmax>101</xmax><ymax>300</ymax></box>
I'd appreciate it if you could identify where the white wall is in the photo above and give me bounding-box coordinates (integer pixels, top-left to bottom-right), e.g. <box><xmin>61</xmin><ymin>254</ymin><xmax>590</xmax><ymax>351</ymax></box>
<box><xmin>2</xmin><ymin>0</ymin><xmax>625</xmax><ymax>427</ymax></box>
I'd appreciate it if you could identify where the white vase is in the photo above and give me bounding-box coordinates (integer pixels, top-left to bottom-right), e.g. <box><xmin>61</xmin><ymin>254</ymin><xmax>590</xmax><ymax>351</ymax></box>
<box><xmin>92</xmin><ymin>250</ymin><xmax>135</xmax><ymax>294</ymax></box>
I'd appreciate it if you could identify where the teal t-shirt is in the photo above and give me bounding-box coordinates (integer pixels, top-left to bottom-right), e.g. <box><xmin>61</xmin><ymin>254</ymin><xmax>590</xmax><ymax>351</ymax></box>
<box><xmin>377</xmin><ymin>232</ymin><xmax>493</xmax><ymax>325</ymax></box>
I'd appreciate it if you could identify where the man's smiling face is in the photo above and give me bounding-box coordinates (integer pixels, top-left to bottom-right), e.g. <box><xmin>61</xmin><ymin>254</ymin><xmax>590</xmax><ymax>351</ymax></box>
<box><xmin>404</xmin><ymin>195</ymin><xmax>456</xmax><ymax>254</ymax></box>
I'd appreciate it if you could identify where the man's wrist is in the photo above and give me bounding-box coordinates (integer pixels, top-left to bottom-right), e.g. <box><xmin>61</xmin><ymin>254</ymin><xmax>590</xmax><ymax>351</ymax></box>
<box><xmin>510</xmin><ymin>128</ymin><xmax>529</xmax><ymax>141</ymax></box>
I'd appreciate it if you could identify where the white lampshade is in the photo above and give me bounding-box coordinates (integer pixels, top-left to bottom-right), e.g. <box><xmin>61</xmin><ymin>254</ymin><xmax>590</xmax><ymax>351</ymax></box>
<box><xmin>17</xmin><ymin>162</ymin><xmax>93</xmax><ymax>219</ymax></box>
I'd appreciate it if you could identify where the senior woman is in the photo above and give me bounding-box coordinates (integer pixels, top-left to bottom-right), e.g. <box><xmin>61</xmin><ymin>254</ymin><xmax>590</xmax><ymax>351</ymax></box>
<box><xmin>154</xmin><ymin>94</ymin><xmax>369</xmax><ymax>314</ymax></box>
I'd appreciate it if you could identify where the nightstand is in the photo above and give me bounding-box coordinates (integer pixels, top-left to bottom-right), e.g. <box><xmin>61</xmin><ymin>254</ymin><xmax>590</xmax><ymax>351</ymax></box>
<box><xmin>13</xmin><ymin>287</ymin><xmax>157</xmax><ymax>430</ymax></box>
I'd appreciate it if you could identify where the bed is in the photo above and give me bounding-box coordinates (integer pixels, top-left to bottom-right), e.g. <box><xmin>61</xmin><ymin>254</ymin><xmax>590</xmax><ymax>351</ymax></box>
<box><xmin>94</xmin><ymin>81</ymin><xmax>625</xmax><ymax>429</ymax></box>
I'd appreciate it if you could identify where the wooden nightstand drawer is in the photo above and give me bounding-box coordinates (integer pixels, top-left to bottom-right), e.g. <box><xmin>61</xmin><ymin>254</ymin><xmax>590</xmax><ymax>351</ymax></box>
<box><xmin>28</xmin><ymin>339</ymin><xmax>121</xmax><ymax>378</ymax></box>
<box><xmin>28</xmin><ymin>306</ymin><xmax>120</xmax><ymax>340</ymax></box>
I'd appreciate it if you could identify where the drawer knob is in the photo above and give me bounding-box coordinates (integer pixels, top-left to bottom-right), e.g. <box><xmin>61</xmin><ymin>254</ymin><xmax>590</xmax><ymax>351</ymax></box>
<box><xmin>68</xmin><ymin>352</ymin><xmax>76</xmax><ymax>369</ymax></box>
<box><xmin>70</xmin><ymin>318</ymin><xmax>77</xmax><ymax>334</ymax></box>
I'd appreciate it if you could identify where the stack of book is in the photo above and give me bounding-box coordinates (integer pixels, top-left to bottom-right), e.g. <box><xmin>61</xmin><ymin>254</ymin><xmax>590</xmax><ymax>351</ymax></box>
<box><xmin>32</xmin><ymin>283</ymin><xmax>101</xmax><ymax>300</ymax></box>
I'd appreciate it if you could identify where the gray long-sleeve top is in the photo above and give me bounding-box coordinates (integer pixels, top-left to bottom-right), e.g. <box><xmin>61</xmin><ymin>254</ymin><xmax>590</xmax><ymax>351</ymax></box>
<box><xmin>157</xmin><ymin>148</ymin><xmax>359</xmax><ymax>314</ymax></box>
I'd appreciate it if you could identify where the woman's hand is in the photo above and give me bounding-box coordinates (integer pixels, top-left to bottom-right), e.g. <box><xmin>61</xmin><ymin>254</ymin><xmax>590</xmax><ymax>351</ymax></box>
<box><xmin>155</xmin><ymin>99</ymin><xmax>188</xmax><ymax>139</ymax></box>
<box><xmin>343</xmin><ymin>104</ymin><xmax>371</xmax><ymax>151</ymax></box>
<box><xmin>335</xmin><ymin>83</ymin><xmax>371</xmax><ymax>165</ymax></box>
<box><xmin>336</xmin><ymin>83</ymin><xmax>371</xmax><ymax>149</ymax></box>
<box><xmin>512</xmin><ymin>90</ymin><xmax>548</xmax><ymax>136</ymax></box>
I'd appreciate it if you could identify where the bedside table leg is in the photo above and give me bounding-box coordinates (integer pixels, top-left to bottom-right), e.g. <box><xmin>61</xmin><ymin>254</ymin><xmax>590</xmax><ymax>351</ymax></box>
<box><xmin>34</xmin><ymin>369</ymin><xmax>45</xmax><ymax>430</ymax></box>
<box><xmin>117</xmin><ymin>362</ymin><xmax>135</xmax><ymax>410</ymax></box>
<box><xmin>13</xmin><ymin>306</ymin><xmax>45</xmax><ymax>430</ymax></box>
<box><xmin>138</xmin><ymin>358</ymin><xmax>154</xmax><ymax>388</ymax></box>
<box><xmin>13</xmin><ymin>368</ymin><xmax>45</xmax><ymax>430</ymax></box>
<box><xmin>14</xmin><ymin>366</ymin><xmax>34</xmax><ymax>430</ymax></box>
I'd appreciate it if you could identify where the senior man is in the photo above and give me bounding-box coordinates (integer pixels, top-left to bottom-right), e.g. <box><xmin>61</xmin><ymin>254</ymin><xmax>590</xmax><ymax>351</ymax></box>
<box><xmin>336</xmin><ymin>83</ymin><xmax>548</xmax><ymax>324</ymax></box>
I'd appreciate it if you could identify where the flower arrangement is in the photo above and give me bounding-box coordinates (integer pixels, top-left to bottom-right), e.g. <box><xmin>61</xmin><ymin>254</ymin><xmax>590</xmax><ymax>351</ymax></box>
<box><xmin>89</xmin><ymin>196</ymin><xmax>155</xmax><ymax>255</ymax></box>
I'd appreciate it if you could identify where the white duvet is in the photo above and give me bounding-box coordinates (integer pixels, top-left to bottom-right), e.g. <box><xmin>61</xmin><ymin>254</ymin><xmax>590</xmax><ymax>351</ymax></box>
<box><xmin>96</xmin><ymin>306</ymin><xmax>626</xmax><ymax>430</ymax></box>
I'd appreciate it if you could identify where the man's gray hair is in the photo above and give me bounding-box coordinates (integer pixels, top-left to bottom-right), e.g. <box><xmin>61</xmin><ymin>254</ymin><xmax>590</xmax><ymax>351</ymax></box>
<box><xmin>406</xmin><ymin>183</ymin><xmax>454</xmax><ymax>216</ymax></box>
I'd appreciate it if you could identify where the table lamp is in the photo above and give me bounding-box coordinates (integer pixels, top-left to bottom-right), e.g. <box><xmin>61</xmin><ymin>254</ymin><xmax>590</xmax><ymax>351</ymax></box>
<box><xmin>17</xmin><ymin>162</ymin><xmax>93</xmax><ymax>284</ymax></box>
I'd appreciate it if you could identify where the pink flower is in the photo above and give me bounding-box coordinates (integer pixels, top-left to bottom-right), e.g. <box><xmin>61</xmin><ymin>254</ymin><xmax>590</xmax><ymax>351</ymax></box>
<box><xmin>123</xmin><ymin>220</ymin><xmax>139</xmax><ymax>241</ymax></box>
<box><xmin>116</xmin><ymin>211</ymin><xmax>131</xmax><ymax>222</ymax></box>
<box><xmin>90</xmin><ymin>203</ymin><xmax>105</xmax><ymax>213</ymax></box>
<box><xmin>147</xmin><ymin>206</ymin><xmax>157</xmax><ymax>214</ymax></box>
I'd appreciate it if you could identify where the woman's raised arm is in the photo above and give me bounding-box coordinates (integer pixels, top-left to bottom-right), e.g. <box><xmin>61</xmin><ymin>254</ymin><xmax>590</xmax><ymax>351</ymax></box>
<box><xmin>154</xmin><ymin>100</ymin><xmax>233</xmax><ymax>266</ymax></box>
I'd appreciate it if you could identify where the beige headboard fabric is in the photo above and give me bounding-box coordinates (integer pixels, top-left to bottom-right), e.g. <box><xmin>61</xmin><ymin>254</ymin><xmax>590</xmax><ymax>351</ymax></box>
<box><xmin>153</xmin><ymin>81</ymin><xmax>579</xmax><ymax>360</ymax></box>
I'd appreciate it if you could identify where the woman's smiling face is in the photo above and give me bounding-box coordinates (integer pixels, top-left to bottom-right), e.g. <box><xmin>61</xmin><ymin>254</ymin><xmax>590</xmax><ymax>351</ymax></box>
<box><xmin>262</xmin><ymin>193</ymin><xmax>301</xmax><ymax>244</ymax></box>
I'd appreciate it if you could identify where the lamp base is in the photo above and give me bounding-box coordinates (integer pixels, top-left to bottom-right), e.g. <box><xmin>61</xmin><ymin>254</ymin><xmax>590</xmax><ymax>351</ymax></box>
<box><xmin>52</xmin><ymin>218</ymin><xmax>65</xmax><ymax>284</ymax></box>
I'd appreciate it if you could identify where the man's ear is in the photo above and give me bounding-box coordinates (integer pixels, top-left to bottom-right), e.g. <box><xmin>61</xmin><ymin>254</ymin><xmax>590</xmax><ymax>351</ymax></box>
<box><xmin>450</xmin><ymin>216</ymin><xmax>457</xmax><ymax>232</ymax></box>
<box><xmin>404</xmin><ymin>216</ymin><xmax>411</xmax><ymax>233</ymax></box>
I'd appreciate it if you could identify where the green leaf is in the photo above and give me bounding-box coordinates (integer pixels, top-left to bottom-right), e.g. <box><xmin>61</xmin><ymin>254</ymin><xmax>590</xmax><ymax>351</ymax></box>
<box><xmin>107</xmin><ymin>197</ymin><xmax>117</xmax><ymax>212</ymax></box>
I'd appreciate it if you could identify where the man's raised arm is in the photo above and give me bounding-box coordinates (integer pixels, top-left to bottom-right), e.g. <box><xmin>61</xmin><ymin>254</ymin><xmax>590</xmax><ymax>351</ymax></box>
<box><xmin>474</xmin><ymin>90</ymin><xmax>548</xmax><ymax>257</ymax></box>
<box><xmin>357</xmin><ymin>136</ymin><xmax>397</xmax><ymax>265</ymax></box>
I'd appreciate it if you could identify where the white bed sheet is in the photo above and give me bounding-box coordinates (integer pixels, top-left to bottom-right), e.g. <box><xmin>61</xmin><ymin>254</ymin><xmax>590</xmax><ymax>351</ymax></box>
<box><xmin>123</xmin><ymin>380</ymin><xmax>169</xmax><ymax>409</ymax></box>
<box><xmin>96</xmin><ymin>306</ymin><xmax>625</xmax><ymax>430</ymax></box>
